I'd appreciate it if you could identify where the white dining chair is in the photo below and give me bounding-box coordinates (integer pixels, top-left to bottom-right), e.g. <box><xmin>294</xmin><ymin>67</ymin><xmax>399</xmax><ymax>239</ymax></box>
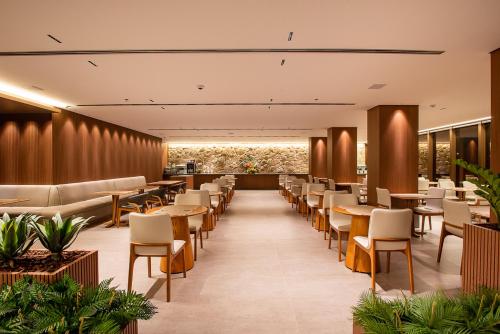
<box><xmin>328</xmin><ymin>179</ymin><xmax>335</xmax><ymax>190</ymax></box>
<box><xmin>351</xmin><ymin>184</ymin><xmax>367</xmax><ymax>204</ymax></box>
<box><xmin>413</xmin><ymin>187</ymin><xmax>445</xmax><ymax>236</ymax></box>
<box><xmin>308</xmin><ymin>175</ymin><xmax>313</xmax><ymax>183</ymax></box>
<box><xmin>290</xmin><ymin>178</ymin><xmax>306</xmax><ymax>210</ymax></box>
<box><xmin>376</xmin><ymin>187</ymin><xmax>391</xmax><ymax>209</ymax></box>
<box><xmin>128</xmin><ymin>212</ymin><xmax>186</xmax><ymax>302</ymax></box>
<box><xmin>298</xmin><ymin>183</ymin><xmax>308</xmax><ymax>216</ymax></box>
<box><xmin>306</xmin><ymin>183</ymin><xmax>325</xmax><ymax>224</ymax></box>
<box><xmin>200</xmin><ymin>182</ymin><xmax>222</xmax><ymax>221</ymax></box>
<box><xmin>328</xmin><ymin>193</ymin><xmax>358</xmax><ymax>261</ymax></box>
<box><xmin>353</xmin><ymin>208</ymin><xmax>414</xmax><ymax>294</ymax></box>
<box><xmin>438</xmin><ymin>179</ymin><xmax>459</xmax><ymax>200</ymax></box>
<box><xmin>437</xmin><ymin>199</ymin><xmax>471</xmax><ymax>263</ymax></box>
<box><xmin>418</xmin><ymin>178</ymin><xmax>430</xmax><ymax>194</ymax></box>
<box><xmin>317</xmin><ymin>190</ymin><xmax>334</xmax><ymax>239</ymax></box>
<box><xmin>186</xmin><ymin>189</ymin><xmax>214</xmax><ymax>238</ymax></box>
<box><xmin>174</xmin><ymin>193</ymin><xmax>204</xmax><ymax>261</ymax></box>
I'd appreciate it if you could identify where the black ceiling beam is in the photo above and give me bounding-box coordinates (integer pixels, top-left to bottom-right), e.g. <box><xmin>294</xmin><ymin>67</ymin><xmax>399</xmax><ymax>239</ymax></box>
<box><xmin>77</xmin><ymin>102</ymin><xmax>355</xmax><ymax>107</ymax></box>
<box><xmin>0</xmin><ymin>48</ymin><xmax>444</xmax><ymax>57</ymax></box>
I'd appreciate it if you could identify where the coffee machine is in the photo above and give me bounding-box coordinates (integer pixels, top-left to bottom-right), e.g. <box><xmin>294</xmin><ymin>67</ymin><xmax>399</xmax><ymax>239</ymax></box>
<box><xmin>186</xmin><ymin>160</ymin><xmax>196</xmax><ymax>174</ymax></box>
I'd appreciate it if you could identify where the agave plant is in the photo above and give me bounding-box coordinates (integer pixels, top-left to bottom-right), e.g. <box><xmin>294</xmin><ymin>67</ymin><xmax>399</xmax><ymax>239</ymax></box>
<box><xmin>0</xmin><ymin>213</ymin><xmax>39</xmax><ymax>268</ymax></box>
<box><xmin>454</xmin><ymin>159</ymin><xmax>500</xmax><ymax>226</ymax></box>
<box><xmin>30</xmin><ymin>213</ymin><xmax>91</xmax><ymax>261</ymax></box>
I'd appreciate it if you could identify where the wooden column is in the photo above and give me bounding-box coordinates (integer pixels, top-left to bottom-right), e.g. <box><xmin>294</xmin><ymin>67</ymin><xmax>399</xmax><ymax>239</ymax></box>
<box><xmin>477</xmin><ymin>123</ymin><xmax>487</xmax><ymax>168</ymax></box>
<box><xmin>367</xmin><ymin>105</ymin><xmax>418</xmax><ymax>205</ymax></box>
<box><xmin>326</xmin><ymin>128</ymin><xmax>357</xmax><ymax>182</ymax></box>
<box><xmin>427</xmin><ymin>132</ymin><xmax>436</xmax><ymax>181</ymax></box>
<box><xmin>449</xmin><ymin>128</ymin><xmax>457</xmax><ymax>182</ymax></box>
<box><xmin>309</xmin><ymin>137</ymin><xmax>328</xmax><ymax>177</ymax></box>
<box><xmin>491</xmin><ymin>48</ymin><xmax>500</xmax><ymax>224</ymax></box>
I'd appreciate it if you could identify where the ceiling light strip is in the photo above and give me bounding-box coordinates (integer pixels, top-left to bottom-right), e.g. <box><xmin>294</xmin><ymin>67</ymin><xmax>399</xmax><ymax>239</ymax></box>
<box><xmin>418</xmin><ymin>116</ymin><xmax>492</xmax><ymax>134</ymax></box>
<box><xmin>0</xmin><ymin>48</ymin><xmax>445</xmax><ymax>56</ymax></box>
<box><xmin>0</xmin><ymin>81</ymin><xmax>69</xmax><ymax>110</ymax></box>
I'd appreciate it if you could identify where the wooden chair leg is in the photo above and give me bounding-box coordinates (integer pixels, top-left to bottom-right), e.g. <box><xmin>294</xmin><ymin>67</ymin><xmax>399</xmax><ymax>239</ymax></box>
<box><xmin>352</xmin><ymin>244</ymin><xmax>358</xmax><ymax>272</ymax></box>
<box><xmin>370</xmin><ymin>247</ymin><xmax>376</xmax><ymax>292</ymax></box>
<box><xmin>328</xmin><ymin>226</ymin><xmax>333</xmax><ymax>249</ymax></box>
<box><xmin>337</xmin><ymin>231</ymin><xmax>342</xmax><ymax>262</ymax></box>
<box><xmin>420</xmin><ymin>215</ymin><xmax>425</xmax><ymax>236</ymax></box>
<box><xmin>437</xmin><ymin>224</ymin><xmax>447</xmax><ymax>263</ymax></box>
<box><xmin>147</xmin><ymin>256</ymin><xmax>152</xmax><ymax>277</ymax></box>
<box><xmin>386</xmin><ymin>252</ymin><xmax>391</xmax><ymax>273</ymax></box>
<box><xmin>428</xmin><ymin>216</ymin><xmax>432</xmax><ymax>230</ymax></box>
<box><xmin>324</xmin><ymin>217</ymin><xmax>328</xmax><ymax>240</ymax></box>
<box><xmin>193</xmin><ymin>231</ymin><xmax>198</xmax><ymax>261</ymax></box>
<box><xmin>182</xmin><ymin>247</ymin><xmax>187</xmax><ymax>278</ymax></box>
<box><xmin>406</xmin><ymin>243</ymin><xmax>415</xmax><ymax>294</ymax></box>
<box><xmin>199</xmin><ymin>229</ymin><xmax>204</xmax><ymax>249</ymax></box>
<box><xmin>166</xmin><ymin>253</ymin><xmax>172</xmax><ymax>302</ymax></box>
<box><xmin>127</xmin><ymin>250</ymin><xmax>136</xmax><ymax>292</ymax></box>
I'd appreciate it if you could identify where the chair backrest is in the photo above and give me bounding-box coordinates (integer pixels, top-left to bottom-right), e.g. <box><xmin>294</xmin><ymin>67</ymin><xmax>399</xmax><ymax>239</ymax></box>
<box><xmin>291</xmin><ymin>179</ymin><xmax>305</xmax><ymax>195</ymax></box>
<box><xmin>329</xmin><ymin>193</ymin><xmax>358</xmax><ymax>225</ymax></box>
<box><xmin>418</xmin><ymin>178</ymin><xmax>430</xmax><ymax>193</ymax></box>
<box><xmin>308</xmin><ymin>175</ymin><xmax>313</xmax><ymax>183</ymax></box>
<box><xmin>200</xmin><ymin>183</ymin><xmax>220</xmax><ymax>192</ymax></box>
<box><xmin>351</xmin><ymin>184</ymin><xmax>361</xmax><ymax>197</ymax></box>
<box><xmin>313</xmin><ymin>177</ymin><xmax>319</xmax><ymax>184</ymax></box>
<box><xmin>322</xmin><ymin>190</ymin><xmax>335</xmax><ymax>210</ymax></box>
<box><xmin>426</xmin><ymin>187</ymin><xmax>445</xmax><ymax>209</ymax></box>
<box><xmin>443</xmin><ymin>199</ymin><xmax>471</xmax><ymax>228</ymax></box>
<box><xmin>328</xmin><ymin>179</ymin><xmax>335</xmax><ymax>190</ymax></box>
<box><xmin>174</xmin><ymin>192</ymin><xmax>202</xmax><ymax>206</ymax></box>
<box><xmin>129</xmin><ymin>213</ymin><xmax>173</xmax><ymax>245</ymax></box>
<box><xmin>376</xmin><ymin>188</ymin><xmax>391</xmax><ymax>208</ymax></box>
<box><xmin>462</xmin><ymin>181</ymin><xmax>478</xmax><ymax>197</ymax></box>
<box><xmin>368</xmin><ymin>209</ymin><xmax>412</xmax><ymax>249</ymax></box>
<box><xmin>438</xmin><ymin>179</ymin><xmax>456</xmax><ymax>197</ymax></box>
<box><xmin>306</xmin><ymin>183</ymin><xmax>325</xmax><ymax>202</ymax></box>
<box><xmin>278</xmin><ymin>175</ymin><xmax>287</xmax><ymax>183</ymax></box>
<box><xmin>186</xmin><ymin>190</ymin><xmax>211</xmax><ymax>207</ymax></box>
<box><xmin>300</xmin><ymin>183</ymin><xmax>308</xmax><ymax>196</ymax></box>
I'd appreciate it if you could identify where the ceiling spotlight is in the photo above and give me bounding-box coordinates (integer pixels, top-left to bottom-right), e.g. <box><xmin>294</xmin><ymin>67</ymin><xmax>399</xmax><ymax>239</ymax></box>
<box><xmin>368</xmin><ymin>83</ymin><xmax>386</xmax><ymax>89</ymax></box>
<box><xmin>149</xmin><ymin>99</ymin><xmax>154</xmax><ymax>102</ymax></box>
<box><xmin>288</xmin><ymin>32</ymin><xmax>294</xmax><ymax>41</ymax></box>
<box><xmin>429</xmin><ymin>104</ymin><xmax>436</xmax><ymax>108</ymax></box>
<box><xmin>197</xmin><ymin>84</ymin><xmax>205</xmax><ymax>90</ymax></box>
<box><xmin>31</xmin><ymin>85</ymin><xmax>44</xmax><ymax>91</ymax></box>
<box><xmin>47</xmin><ymin>34</ymin><xmax>62</xmax><ymax>43</ymax></box>
<box><xmin>124</xmin><ymin>98</ymin><xmax>129</xmax><ymax>102</ymax></box>
<box><xmin>161</xmin><ymin>106</ymin><xmax>165</xmax><ymax>110</ymax></box>
<box><xmin>281</xmin><ymin>59</ymin><xmax>286</xmax><ymax>66</ymax></box>
<box><xmin>314</xmin><ymin>98</ymin><xmax>319</xmax><ymax>101</ymax></box>
<box><xmin>440</xmin><ymin>107</ymin><xmax>447</xmax><ymax>110</ymax></box>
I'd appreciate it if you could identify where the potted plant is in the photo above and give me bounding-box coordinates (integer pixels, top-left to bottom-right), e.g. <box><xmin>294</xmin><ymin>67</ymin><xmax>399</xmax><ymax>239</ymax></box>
<box><xmin>352</xmin><ymin>288</ymin><xmax>500</xmax><ymax>333</ymax></box>
<box><xmin>0</xmin><ymin>213</ymin><xmax>39</xmax><ymax>269</ymax></box>
<box><xmin>454</xmin><ymin>159</ymin><xmax>500</xmax><ymax>292</ymax></box>
<box><xmin>0</xmin><ymin>274</ymin><xmax>157</xmax><ymax>334</ymax></box>
<box><xmin>0</xmin><ymin>213</ymin><xmax>98</xmax><ymax>287</ymax></box>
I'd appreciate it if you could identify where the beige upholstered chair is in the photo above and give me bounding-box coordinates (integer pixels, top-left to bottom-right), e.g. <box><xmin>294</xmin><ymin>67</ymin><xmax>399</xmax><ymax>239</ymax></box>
<box><xmin>290</xmin><ymin>179</ymin><xmax>306</xmax><ymax>210</ymax></box>
<box><xmin>308</xmin><ymin>175</ymin><xmax>313</xmax><ymax>183</ymax></box>
<box><xmin>351</xmin><ymin>184</ymin><xmax>367</xmax><ymax>204</ymax></box>
<box><xmin>317</xmin><ymin>190</ymin><xmax>334</xmax><ymax>238</ymax></box>
<box><xmin>186</xmin><ymin>189</ymin><xmax>214</xmax><ymax>238</ymax></box>
<box><xmin>328</xmin><ymin>179</ymin><xmax>335</xmax><ymax>190</ymax></box>
<box><xmin>376</xmin><ymin>187</ymin><xmax>391</xmax><ymax>209</ymax></box>
<box><xmin>200</xmin><ymin>182</ymin><xmax>222</xmax><ymax>221</ymax></box>
<box><xmin>213</xmin><ymin>178</ymin><xmax>230</xmax><ymax>209</ymax></box>
<box><xmin>306</xmin><ymin>183</ymin><xmax>325</xmax><ymax>224</ymax></box>
<box><xmin>353</xmin><ymin>208</ymin><xmax>414</xmax><ymax>294</ymax></box>
<box><xmin>174</xmin><ymin>193</ymin><xmax>204</xmax><ymax>261</ymax></box>
<box><xmin>297</xmin><ymin>183</ymin><xmax>308</xmax><ymax>216</ymax></box>
<box><xmin>313</xmin><ymin>177</ymin><xmax>320</xmax><ymax>184</ymax></box>
<box><xmin>128</xmin><ymin>213</ymin><xmax>186</xmax><ymax>302</ymax></box>
<box><xmin>413</xmin><ymin>187</ymin><xmax>445</xmax><ymax>236</ymax></box>
<box><xmin>278</xmin><ymin>175</ymin><xmax>288</xmax><ymax>195</ymax></box>
<box><xmin>328</xmin><ymin>193</ymin><xmax>358</xmax><ymax>261</ymax></box>
<box><xmin>438</xmin><ymin>179</ymin><xmax>459</xmax><ymax>200</ymax></box>
<box><xmin>418</xmin><ymin>178</ymin><xmax>430</xmax><ymax>194</ymax></box>
<box><xmin>437</xmin><ymin>199</ymin><xmax>471</xmax><ymax>263</ymax></box>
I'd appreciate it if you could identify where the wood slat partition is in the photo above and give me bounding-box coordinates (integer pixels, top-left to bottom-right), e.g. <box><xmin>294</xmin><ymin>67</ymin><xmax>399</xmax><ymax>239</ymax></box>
<box><xmin>491</xmin><ymin>48</ymin><xmax>499</xmax><ymax>225</ymax></box>
<box><xmin>327</xmin><ymin>127</ymin><xmax>357</xmax><ymax>183</ymax></box>
<box><xmin>462</xmin><ymin>224</ymin><xmax>500</xmax><ymax>292</ymax></box>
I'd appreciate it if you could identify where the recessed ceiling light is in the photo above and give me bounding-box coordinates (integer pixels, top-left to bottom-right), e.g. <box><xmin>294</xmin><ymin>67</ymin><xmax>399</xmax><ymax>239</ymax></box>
<box><xmin>429</xmin><ymin>104</ymin><xmax>436</xmax><ymax>108</ymax></box>
<box><xmin>31</xmin><ymin>85</ymin><xmax>44</xmax><ymax>91</ymax></box>
<box><xmin>88</xmin><ymin>60</ymin><xmax>98</xmax><ymax>67</ymax></box>
<box><xmin>124</xmin><ymin>98</ymin><xmax>129</xmax><ymax>102</ymax></box>
<box><xmin>368</xmin><ymin>83</ymin><xmax>386</xmax><ymax>89</ymax></box>
<box><xmin>197</xmin><ymin>84</ymin><xmax>205</xmax><ymax>90</ymax></box>
<box><xmin>228</xmin><ymin>132</ymin><xmax>234</xmax><ymax>135</ymax></box>
<box><xmin>47</xmin><ymin>34</ymin><xmax>62</xmax><ymax>43</ymax></box>
<box><xmin>281</xmin><ymin>59</ymin><xmax>285</xmax><ymax>66</ymax></box>
<box><xmin>440</xmin><ymin>107</ymin><xmax>447</xmax><ymax>110</ymax></box>
<box><xmin>149</xmin><ymin>99</ymin><xmax>154</xmax><ymax>103</ymax></box>
<box><xmin>161</xmin><ymin>106</ymin><xmax>165</xmax><ymax>110</ymax></box>
<box><xmin>288</xmin><ymin>32</ymin><xmax>294</xmax><ymax>41</ymax></box>
<box><xmin>314</xmin><ymin>98</ymin><xmax>319</xmax><ymax>101</ymax></box>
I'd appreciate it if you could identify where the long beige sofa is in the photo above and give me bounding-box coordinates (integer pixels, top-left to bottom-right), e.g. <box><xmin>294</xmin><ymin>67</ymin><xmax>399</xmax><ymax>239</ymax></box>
<box><xmin>0</xmin><ymin>176</ymin><xmax>149</xmax><ymax>220</ymax></box>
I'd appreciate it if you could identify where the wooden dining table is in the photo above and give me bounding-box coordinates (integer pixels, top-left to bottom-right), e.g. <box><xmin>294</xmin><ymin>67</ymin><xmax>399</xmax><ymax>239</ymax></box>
<box><xmin>0</xmin><ymin>198</ymin><xmax>29</xmax><ymax>206</ymax></box>
<box><xmin>94</xmin><ymin>190</ymin><xmax>136</xmax><ymax>228</ymax></box>
<box><xmin>453</xmin><ymin>187</ymin><xmax>469</xmax><ymax>201</ymax></box>
<box><xmin>470</xmin><ymin>206</ymin><xmax>490</xmax><ymax>222</ymax></box>
<box><xmin>332</xmin><ymin>205</ymin><xmax>378</xmax><ymax>273</ymax></box>
<box><xmin>148</xmin><ymin>205</ymin><xmax>208</xmax><ymax>274</ymax></box>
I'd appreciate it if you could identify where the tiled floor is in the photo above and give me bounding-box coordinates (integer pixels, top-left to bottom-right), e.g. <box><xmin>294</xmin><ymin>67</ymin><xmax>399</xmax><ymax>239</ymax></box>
<box><xmin>71</xmin><ymin>190</ymin><xmax>463</xmax><ymax>334</ymax></box>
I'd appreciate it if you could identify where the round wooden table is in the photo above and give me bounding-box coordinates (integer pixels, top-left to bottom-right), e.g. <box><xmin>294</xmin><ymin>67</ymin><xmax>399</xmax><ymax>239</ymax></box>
<box><xmin>332</xmin><ymin>205</ymin><xmax>379</xmax><ymax>273</ymax></box>
<box><xmin>148</xmin><ymin>205</ymin><xmax>207</xmax><ymax>274</ymax></box>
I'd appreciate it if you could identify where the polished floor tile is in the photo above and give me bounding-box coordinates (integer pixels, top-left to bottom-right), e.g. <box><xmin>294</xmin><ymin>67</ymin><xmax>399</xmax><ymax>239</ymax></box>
<box><xmin>71</xmin><ymin>190</ymin><xmax>463</xmax><ymax>334</ymax></box>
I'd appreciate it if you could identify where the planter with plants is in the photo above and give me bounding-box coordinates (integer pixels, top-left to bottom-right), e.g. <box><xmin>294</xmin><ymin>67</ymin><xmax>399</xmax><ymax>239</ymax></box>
<box><xmin>352</xmin><ymin>288</ymin><xmax>500</xmax><ymax>333</ymax></box>
<box><xmin>455</xmin><ymin>159</ymin><xmax>500</xmax><ymax>292</ymax></box>
<box><xmin>0</xmin><ymin>274</ymin><xmax>156</xmax><ymax>334</ymax></box>
<box><xmin>0</xmin><ymin>213</ymin><xmax>98</xmax><ymax>287</ymax></box>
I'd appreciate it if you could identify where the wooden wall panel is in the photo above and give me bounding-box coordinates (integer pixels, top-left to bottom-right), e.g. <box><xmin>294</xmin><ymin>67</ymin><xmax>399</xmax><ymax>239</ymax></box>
<box><xmin>367</xmin><ymin>105</ymin><xmax>418</xmax><ymax>205</ymax></box>
<box><xmin>0</xmin><ymin>113</ymin><xmax>53</xmax><ymax>184</ymax></box>
<box><xmin>309</xmin><ymin>137</ymin><xmax>327</xmax><ymax>177</ymax></box>
<box><xmin>52</xmin><ymin>110</ymin><xmax>162</xmax><ymax>184</ymax></box>
<box><xmin>491</xmin><ymin>48</ymin><xmax>499</xmax><ymax>224</ymax></box>
<box><xmin>327</xmin><ymin>127</ymin><xmax>357</xmax><ymax>183</ymax></box>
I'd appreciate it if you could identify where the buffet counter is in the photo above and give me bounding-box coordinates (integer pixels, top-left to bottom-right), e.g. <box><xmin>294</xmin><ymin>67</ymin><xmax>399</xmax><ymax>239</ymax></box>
<box><xmin>166</xmin><ymin>173</ymin><xmax>308</xmax><ymax>190</ymax></box>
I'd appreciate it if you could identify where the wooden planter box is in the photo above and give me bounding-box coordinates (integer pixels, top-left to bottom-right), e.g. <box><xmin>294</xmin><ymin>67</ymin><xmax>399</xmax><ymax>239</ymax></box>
<box><xmin>353</xmin><ymin>321</ymin><xmax>365</xmax><ymax>334</ymax></box>
<box><xmin>463</xmin><ymin>223</ymin><xmax>500</xmax><ymax>293</ymax></box>
<box><xmin>122</xmin><ymin>320</ymin><xmax>138</xmax><ymax>334</ymax></box>
<box><xmin>0</xmin><ymin>250</ymin><xmax>98</xmax><ymax>287</ymax></box>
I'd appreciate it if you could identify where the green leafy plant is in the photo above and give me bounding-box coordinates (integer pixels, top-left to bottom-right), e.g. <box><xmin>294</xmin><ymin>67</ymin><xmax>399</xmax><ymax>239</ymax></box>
<box><xmin>30</xmin><ymin>213</ymin><xmax>91</xmax><ymax>261</ymax></box>
<box><xmin>0</xmin><ymin>213</ymin><xmax>39</xmax><ymax>268</ymax></box>
<box><xmin>0</xmin><ymin>274</ymin><xmax>157</xmax><ymax>333</ymax></box>
<box><xmin>454</xmin><ymin>159</ymin><xmax>500</xmax><ymax>226</ymax></box>
<box><xmin>353</xmin><ymin>289</ymin><xmax>500</xmax><ymax>333</ymax></box>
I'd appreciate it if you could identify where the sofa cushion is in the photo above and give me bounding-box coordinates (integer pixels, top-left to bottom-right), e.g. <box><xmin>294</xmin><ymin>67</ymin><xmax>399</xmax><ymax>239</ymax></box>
<box><xmin>0</xmin><ymin>185</ymin><xmax>54</xmax><ymax>207</ymax></box>
<box><xmin>53</xmin><ymin>179</ymin><xmax>116</xmax><ymax>205</ymax></box>
<box><xmin>113</xmin><ymin>176</ymin><xmax>147</xmax><ymax>190</ymax></box>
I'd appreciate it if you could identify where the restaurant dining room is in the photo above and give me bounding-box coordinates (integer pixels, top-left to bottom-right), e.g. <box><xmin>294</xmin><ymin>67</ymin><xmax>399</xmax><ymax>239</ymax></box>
<box><xmin>0</xmin><ymin>1</ymin><xmax>499</xmax><ymax>333</ymax></box>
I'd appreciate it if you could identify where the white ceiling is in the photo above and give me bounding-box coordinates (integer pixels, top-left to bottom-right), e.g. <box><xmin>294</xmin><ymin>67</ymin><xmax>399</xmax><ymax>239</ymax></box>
<box><xmin>0</xmin><ymin>0</ymin><xmax>499</xmax><ymax>142</ymax></box>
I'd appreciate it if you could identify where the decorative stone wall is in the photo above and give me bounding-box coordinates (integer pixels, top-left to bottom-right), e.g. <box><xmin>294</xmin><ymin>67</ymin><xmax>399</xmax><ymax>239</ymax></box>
<box><xmin>168</xmin><ymin>144</ymin><xmax>309</xmax><ymax>174</ymax></box>
<box><xmin>436</xmin><ymin>143</ymin><xmax>451</xmax><ymax>175</ymax></box>
<box><xmin>418</xmin><ymin>143</ymin><xmax>428</xmax><ymax>176</ymax></box>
